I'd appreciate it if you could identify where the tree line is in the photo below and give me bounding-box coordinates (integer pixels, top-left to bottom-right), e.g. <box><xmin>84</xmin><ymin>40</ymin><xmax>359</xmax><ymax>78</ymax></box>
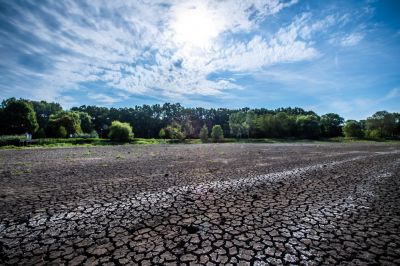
<box><xmin>0</xmin><ymin>97</ymin><xmax>399</xmax><ymax>140</ymax></box>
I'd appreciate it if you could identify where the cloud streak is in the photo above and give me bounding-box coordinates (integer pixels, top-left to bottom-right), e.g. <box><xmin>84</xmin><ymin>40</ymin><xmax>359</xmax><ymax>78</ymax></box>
<box><xmin>0</xmin><ymin>0</ymin><xmax>311</xmax><ymax>103</ymax></box>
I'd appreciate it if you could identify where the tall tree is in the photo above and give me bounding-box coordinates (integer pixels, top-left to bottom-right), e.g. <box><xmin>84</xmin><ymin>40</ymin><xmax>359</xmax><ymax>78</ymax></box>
<box><xmin>0</xmin><ymin>98</ymin><xmax>38</xmax><ymax>135</ymax></box>
<box><xmin>47</xmin><ymin>111</ymin><xmax>82</xmax><ymax>137</ymax></box>
<box><xmin>320</xmin><ymin>113</ymin><xmax>344</xmax><ymax>138</ymax></box>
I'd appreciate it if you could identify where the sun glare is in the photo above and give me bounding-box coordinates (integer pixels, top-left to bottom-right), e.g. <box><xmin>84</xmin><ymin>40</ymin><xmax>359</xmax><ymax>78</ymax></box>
<box><xmin>171</xmin><ymin>5</ymin><xmax>219</xmax><ymax>47</ymax></box>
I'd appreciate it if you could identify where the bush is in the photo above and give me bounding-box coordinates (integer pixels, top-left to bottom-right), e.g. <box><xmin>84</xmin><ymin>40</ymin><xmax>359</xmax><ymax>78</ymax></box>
<box><xmin>35</xmin><ymin>128</ymin><xmax>46</xmax><ymax>138</ymax></box>
<box><xmin>71</xmin><ymin>130</ymin><xmax>99</xmax><ymax>139</ymax></box>
<box><xmin>364</xmin><ymin>129</ymin><xmax>381</xmax><ymax>140</ymax></box>
<box><xmin>0</xmin><ymin>135</ymin><xmax>26</xmax><ymax>146</ymax></box>
<box><xmin>47</xmin><ymin>111</ymin><xmax>82</xmax><ymax>136</ymax></box>
<box><xmin>159</xmin><ymin>128</ymin><xmax>166</xmax><ymax>139</ymax></box>
<box><xmin>343</xmin><ymin>120</ymin><xmax>363</xmax><ymax>138</ymax></box>
<box><xmin>56</xmin><ymin>126</ymin><xmax>67</xmax><ymax>138</ymax></box>
<box><xmin>211</xmin><ymin>125</ymin><xmax>224</xmax><ymax>142</ymax></box>
<box><xmin>108</xmin><ymin>121</ymin><xmax>134</xmax><ymax>142</ymax></box>
<box><xmin>164</xmin><ymin>121</ymin><xmax>186</xmax><ymax>140</ymax></box>
<box><xmin>200</xmin><ymin>125</ymin><xmax>208</xmax><ymax>143</ymax></box>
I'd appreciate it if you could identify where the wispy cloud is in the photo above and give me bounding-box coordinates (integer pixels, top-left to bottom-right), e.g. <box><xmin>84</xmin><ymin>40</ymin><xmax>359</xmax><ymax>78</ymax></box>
<box><xmin>0</xmin><ymin>0</ymin><xmax>399</xmax><ymax>119</ymax></box>
<box><xmin>0</xmin><ymin>0</ymin><xmax>311</xmax><ymax>103</ymax></box>
<box><xmin>339</xmin><ymin>33</ymin><xmax>365</xmax><ymax>46</ymax></box>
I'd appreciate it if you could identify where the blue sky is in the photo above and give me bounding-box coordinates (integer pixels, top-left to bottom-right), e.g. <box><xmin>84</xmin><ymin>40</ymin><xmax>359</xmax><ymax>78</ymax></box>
<box><xmin>0</xmin><ymin>0</ymin><xmax>399</xmax><ymax>119</ymax></box>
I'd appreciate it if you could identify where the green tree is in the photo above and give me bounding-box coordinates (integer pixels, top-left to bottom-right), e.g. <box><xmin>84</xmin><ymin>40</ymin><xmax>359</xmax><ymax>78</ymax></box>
<box><xmin>229</xmin><ymin>111</ymin><xmax>254</xmax><ymax>138</ymax></box>
<box><xmin>0</xmin><ymin>98</ymin><xmax>38</xmax><ymax>135</ymax></box>
<box><xmin>108</xmin><ymin>121</ymin><xmax>134</xmax><ymax>142</ymax></box>
<box><xmin>211</xmin><ymin>125</ymin><xmax>224</xmax><ymax>142</ymax></box>
<box><xmin>365</xmin><ymin>111</ymin><xmax>396</xmax><ymax>138</ymax></box>
<box><xmin>343</xmin><ymin>120</ymin><xmax>363</xmax><ymax>138</ymax></box>
<box><xmin>181</xmin><ymin>118</ymin><xmax>194</xmax><ymax>138</ymax></box>
<box><xmin>77</xmin><ymin>112</ymin><xmax>94</xmax><ymax>133</ymax></box>
<box><xmin>31</xmin><ymin>100</ymin><xmax>62</xmax><ymax>131</ymax></box>
<box><xmin>320</xmin><ymin>113</ymin><xmax>344</xmax><ymax>138</ymax></box>
<box><xmin>200</xmin><ymin>125</ymin><xmax>208</xmax><ymax>143</ymax></box>
<box><xmin>296</xmin><ymin>115</ymin><xmax>320</xmax><ymax>139</ymax></box>
<box><xmin>164</xmin><ymin>121</ymin><xmax>186</xmax><ymax>140</ymax></box>
<box><xmin>47</xmin><ymin>111</ymin><xmax>82</xmax><ymax>137</ymax></box>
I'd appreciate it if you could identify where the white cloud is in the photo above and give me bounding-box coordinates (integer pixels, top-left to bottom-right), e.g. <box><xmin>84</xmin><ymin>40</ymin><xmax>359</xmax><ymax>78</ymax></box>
<box><xmin>1</xmin><ymin>0</ymin><xmax>334</xmax><ymax>105</ymax></box>
<box><xmin>340</xmin><ymin>33</ymin><xmax>364</xmax><ymax>46</ymax></box>
<box><xmin>88</xmin><ymin>93</ymin><xmax>121</xmax><ymax>105</ymax></box>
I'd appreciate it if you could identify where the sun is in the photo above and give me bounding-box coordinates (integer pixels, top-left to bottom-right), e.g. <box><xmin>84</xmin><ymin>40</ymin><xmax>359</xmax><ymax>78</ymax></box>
<box><xmin>171</xmin><ymin>5</ymin><xmax>219</xmax><ymax>47</ymax></box>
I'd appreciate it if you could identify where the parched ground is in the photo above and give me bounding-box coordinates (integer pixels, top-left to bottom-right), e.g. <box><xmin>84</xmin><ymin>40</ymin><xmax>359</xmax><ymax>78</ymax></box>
<box><xmin>0</xmin><ymin>143</ymin><xmax>400</xmax><ymax>265</ymax></box>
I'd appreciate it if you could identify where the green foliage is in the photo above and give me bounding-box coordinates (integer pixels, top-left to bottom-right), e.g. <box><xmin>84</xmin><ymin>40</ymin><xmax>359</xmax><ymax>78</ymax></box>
<box><xmin>77</xmin><ymin>112</ymin><xmax>94</xmax><ymax>133</ymax></box>
<box><xmin>35</xmin><ymin>128</ymin><xmax>46</xmax><ymax>138</ymax></box>
<box><xmin>365</xmin><ymin>111</ymin><xmax>397</xmax><ymax>138</ymax></box>
<box><xmin>164</xmin><ymin>121</ymin><xmax>186</xmax><ymax>140</ymax></box>
<box><xmin>181</xmin><ymin>118</ymin><xmax>194</xmax><ymax>138</ymax></box>
<box><xmin>108</xmin><ymin>121</ymin><xmax>134</xmax><ymax>142</ymax></box>
<box><xmin>0</xmin><ymin>135</ymin><xmax>26</xmax><ymax>146</ymax></box>
<box><xmin>0</xmin><ymin>98</ymin><xmax>39</xmax><ymax>134</ymax></box>
<box><xmin>296</xmin><ymin>115</ymin><xmax>320</xmax><ymax>139</ymax></box>
<box><xmin>254</xmin><ymin>112</ymin><xmax>296</xmax><ymax>138</ymax></box>
<box><xmin>229</xmin><ymin>112</ymin><xmax>253</xmax><ymax>138</ymax></box>
<box><xmin>200</xmin><ymin>125</ymin><xmax>208</xmax><ymax>143</ymax></box>
<box><xmin>47</xmin><ymin>111</ymin><xmax>82</xmax><ymax>137</ymax></box>
<box><xmin>71</xmin><ymin>130</ymin><xmax>99</xmax><ymax>138</ymax></box>
<box><xmin>343</xmin><ymin>120</ymin><xmax>363</xmax><ymax>138</ymax></box>
<box><xmin>320</xmin><ymin>113</ymin><xmax>344</xmax><ymax>137</ymax></box>
<box><xmin>159</xmin><ymin>128</ymin><xmax>166</xmax><ymax>139</ymax></box>
<box><xmin>31</xmin><ymin>100</ymin><xmax>62</xmax><ymax>130</ymax></box>
<box><xmin>56</xmin><ymin>126</ymin><xmax>68</xmax><ymax>138</ymax></box>
<box><xmin>1</xmin><ymin>97</ymin><xmax>400</xmax><ymax>141</ymax></box>
<box><xmin>211</xmin><ymin>125</ymin><xmax>224</xmax><ymax>142</ymax></box>
<box><xmin>364</xmin><ymin>129</ymin><xmax>381</xmax><ymax>140</ymax></box>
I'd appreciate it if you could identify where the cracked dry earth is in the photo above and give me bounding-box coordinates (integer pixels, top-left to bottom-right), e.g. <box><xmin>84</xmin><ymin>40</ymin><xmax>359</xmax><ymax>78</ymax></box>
<box><xmin>1</xmin><ymin>143</ymin><xmax>400</xmax><ymax>265</ymax></box>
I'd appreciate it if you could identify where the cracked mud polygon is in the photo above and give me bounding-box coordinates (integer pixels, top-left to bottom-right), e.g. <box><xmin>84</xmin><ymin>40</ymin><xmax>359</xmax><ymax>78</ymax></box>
<box><xmin>1</xmin><ymin>143</ymin><xmax>400</xmax><ymax>265</ymax></box>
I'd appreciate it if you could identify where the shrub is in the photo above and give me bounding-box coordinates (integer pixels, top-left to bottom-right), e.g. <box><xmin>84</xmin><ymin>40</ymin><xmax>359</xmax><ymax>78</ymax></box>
<box><xmin>0</xmin><ymin>135</ymin><xmax>26</xmax><ymax>146</ymax></box>
<box><xmin>47</xmin><ymin>111</ymin><xmax>82</xmax><ymax>136</ymax></box>
<box><xmin>211</xmin><ymin>125</ymin><xmax>224</xmax><ymax>142</ymax></box>
<box><xmin>71</xmin><ymin>130</ymin><xmax>99</xmax><ymax>139</ymax></box>
<box><xmin>200</xmin><ymin>125</ymin><xmax>208</xmax><ymax>143</ymax></box>
<box><xmin>35</xmin><ymin>128</ymin><xmax>46</xmax><ymax>138</ymax></box>
<box><xmin>108</xmin><ymin>121</ymin><xmax>134</xmax><ymax>142</ymax></box>
<box><xmin>365</xmin><ymin>129</ymin><xmax>381</xmax><ymax>140</ymax></box>
<box><xmin>56</xmin><ymin>126</ymin><xmax>67</xmax><ymax>138</ymax></box>
<box><xmin>159</xmin><ymin>128</ymin><xmax>166</xmax><ymax>139</ymax></box>
<box><xmin>164</xmin><ymin>121</ymin><xmax>186</xmax><ymax>140</ymax></box>
<box><xmin>343</xmin><ymin>120</ymin><xmax>363</xmax><ymax>138</ymax></box>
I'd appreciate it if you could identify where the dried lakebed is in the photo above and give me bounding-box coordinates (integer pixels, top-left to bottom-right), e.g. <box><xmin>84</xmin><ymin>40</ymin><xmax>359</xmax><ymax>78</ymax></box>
<box><xmin>0</xmin><ymin>143</ymin><xmax>400</xmax><ymax>265</ymax></box>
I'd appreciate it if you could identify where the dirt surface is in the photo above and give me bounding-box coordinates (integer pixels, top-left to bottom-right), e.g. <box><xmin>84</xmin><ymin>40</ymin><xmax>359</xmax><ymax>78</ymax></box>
<box><xmin>0</xmin><ymin>143</ymin><xmax>400</xmax><ymax>265</ymax></box>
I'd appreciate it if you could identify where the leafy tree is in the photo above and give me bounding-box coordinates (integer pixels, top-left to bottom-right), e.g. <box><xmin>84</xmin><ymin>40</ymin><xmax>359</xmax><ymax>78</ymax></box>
<box><xmin>77</xmin><ymin>112</ymin><xmax>94</xmax><ymax>133</ymax></box>
<box><xmin>211</xmin><ymin>125</ymin><xmax>224</xmax><ymax>142</ymax></box>
<box><xmin>164</xmin><ymin>121</ymin><xmax>186</xmax><ymax>140</ymax></box>
<box><xmin>343</xmin><ymin>120</ymin><xmax>363</xmax><ymax>138</ymax></box>
<box><xmin>31</xmin><ymin>100</ymin><xmax>62</xmax><ymax>131</ymax></box>
<box><xmin>108</xmin><ymin>121</ymin><xmax>134</xmax><ymax>142</ymax></box>
<box><xmin>181</xmin><ymin>118</ymin><xmax>194</xmax><ymax>138</ymax></box>
<box><xmin>320</xmin><ymin>113</ymin><xmax>344</xmax><ymax>138</ymax></box>
<box><xmin>365</xmin><ymin>111</ymin><xmax>396</xmax><ymax>138</ymax></box>
<box><xmin>296</xmin><ymin>115</ymin><xmax>320</xmax><ymax>139</ymax></box>
<box><xmin>200</xmin><ymin>125</ymin><xmax>208</xmax><ymax>143</ymax></box>
<box><xmin>0</xmin><ymin>98</ymin><xmax>38</xmax><ymax>135</ymax></box>
<box><xmin>229</xmin><ymin>111</ymin><xmax>254</xmax><ymax>138</ymax></box>
<box><xmin>47</xmin><ymin>111</ymin><xmax>82</xmax><ymax>137</ymax></box>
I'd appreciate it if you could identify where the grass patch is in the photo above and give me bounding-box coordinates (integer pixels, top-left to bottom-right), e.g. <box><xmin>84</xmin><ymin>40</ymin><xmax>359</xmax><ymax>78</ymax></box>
<box><xmin>1</xmin><ymin>136</ymin><xmax>399</xmax><ymax>150</ymax></box>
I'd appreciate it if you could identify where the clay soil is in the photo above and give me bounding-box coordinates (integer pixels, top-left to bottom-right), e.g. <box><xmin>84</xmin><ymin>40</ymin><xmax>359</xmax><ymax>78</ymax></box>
<box><xmin>1</xmin><ymin>143</ymin><xmax>400</xmax><ymax>265</ymax></box>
